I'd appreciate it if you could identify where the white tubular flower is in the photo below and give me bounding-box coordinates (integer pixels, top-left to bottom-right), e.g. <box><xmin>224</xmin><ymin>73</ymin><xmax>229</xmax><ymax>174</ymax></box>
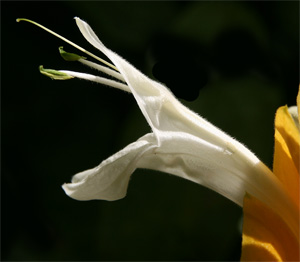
<box><xmin>17</xmin><ymin>17</ymin><xmax>298</xmax><ymax>240</ymax></box>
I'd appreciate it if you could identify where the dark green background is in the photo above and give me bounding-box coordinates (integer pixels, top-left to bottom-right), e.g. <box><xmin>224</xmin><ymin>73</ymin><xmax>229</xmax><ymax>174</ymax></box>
<box><xmin>2</xmin><ymin>1</ymin><xmax>299</xmax><ymax>261</ymax></box>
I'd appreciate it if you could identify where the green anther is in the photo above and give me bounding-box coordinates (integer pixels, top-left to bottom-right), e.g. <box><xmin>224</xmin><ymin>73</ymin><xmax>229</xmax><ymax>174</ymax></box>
<box><xmin>59</xmin><ymin>46</ymin><xmax>86</xmax><ymax>61</ymax></box>
<box><xmin>39</xmin><ymin>65</ymin><xmax>74</xmax><ymax>80</ymax></box>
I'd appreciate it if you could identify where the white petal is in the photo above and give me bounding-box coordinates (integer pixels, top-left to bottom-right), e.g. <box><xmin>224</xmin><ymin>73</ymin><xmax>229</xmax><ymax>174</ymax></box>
<box><xmin>140</xmin><ymin>132</ymin><xmax>299</xmax><ymax>239</ymax></box>
<box><xmin>137</xmin><ymin>132</ymin><xmax>280</xmax><ymax>208</ymax></box>
<box><xmin>74</xmin><ymin>18</ymin><xmax>250</xmax><ymax>154</ymax></box>
<box><xmin>73</xmin><ymin>18</ymin><xmax>264</xmax><ymax>195</ymax></box>
<box><xmin>62</xmin><ymin>133</ymin><xmax>156</xmax><ymax>201</ymax></box>
<box><xmin>72</xmin><ymin>18</ymin><xmax>298</xmax><ymax>237</ymax></box>
<box><xmin>288</xmin><ymin>105</ymin><xmax>300</xmax><ymax>131</ymax></box>
<box><xmin>73</xmin><ymin>17</ymin><xmax>288</xmax><ymax>208</ymax></box>
<box><xmin>74</xmin><ymin>17</ymin><xmax>106</xmax><ymax>51</ymax></box>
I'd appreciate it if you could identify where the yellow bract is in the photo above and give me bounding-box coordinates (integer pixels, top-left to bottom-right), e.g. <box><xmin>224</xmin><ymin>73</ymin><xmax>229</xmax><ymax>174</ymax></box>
<box><xmin>241</xmin><ymin>194</ymin><xmax>299</xmax><ymax>261</ymax></box>
<box><xmin>273</xmin><ymin>105</ymin><xmax>300</xmax><ymax>210</ymax></box>
<box><xmin>241</xmin><ymin>87</ymin><xmax>300</xmax><ymax>261</ymax></box>
<box><xmin>298</xmin><ymin>89</ymin><xmax>300</xmax><ymax>123</ymax></box>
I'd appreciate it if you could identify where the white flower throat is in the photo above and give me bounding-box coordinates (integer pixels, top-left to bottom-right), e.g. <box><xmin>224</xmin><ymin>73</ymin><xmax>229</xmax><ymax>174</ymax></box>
<box><xmin>17</xmin><ymin>17</ymin><xmax>299</xmax><ymax>240</ymax></box>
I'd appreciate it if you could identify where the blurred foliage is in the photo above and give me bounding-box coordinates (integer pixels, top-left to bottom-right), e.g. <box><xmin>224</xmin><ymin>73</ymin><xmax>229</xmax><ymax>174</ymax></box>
<box><xmin>2</xmin><ymin>1</ymin><xmax>299</xmax><ymax>261</ymax></box>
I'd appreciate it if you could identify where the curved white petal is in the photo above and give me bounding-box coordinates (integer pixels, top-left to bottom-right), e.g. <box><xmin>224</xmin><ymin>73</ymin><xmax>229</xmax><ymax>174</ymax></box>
<box><xmin>62</xmin><ymin>133</ymin><xmax>156</xmax><ymax>201</ymax></box>
<box><xmin>74</xmin><ymin>18</ymin><xmax>256</xmax><ymax>158</ymax></box>
<box><xmin>137</xmin><ymin>132</ymin><xmax>284</xmax><ymax>209</ymax></box>
<box><xmin>69</xmin><ymin>18</ymin><xmax>298</xmax><ymax>237</ymax></box>
<box><xmin>63</xmin><ymin>127</ymin><xmax>294</xmax><ymax>231</ymax></box>
<box><xmin>73</xmin><ymin>17</ymin><xmax>269</xmax><ymax>198</ymax></box>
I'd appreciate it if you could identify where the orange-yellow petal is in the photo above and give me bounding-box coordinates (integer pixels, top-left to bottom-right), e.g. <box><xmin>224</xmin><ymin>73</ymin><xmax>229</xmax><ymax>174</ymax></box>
<box><xmin>241</xmin><ymin>194</ymin><xmax>299</xmax><ymax>261</ymax></box>
<box><xmin>273</xmin><ymin>105</ymin><xmax>300</xmax><ymax>209</ymax></box>
<box><xmin>297</xmin><ymin>85</ymin><xmax>300</xmax><ymax>123</ymax></box>
<box><xmin>242</xmin><ymin>89</ymin><xmax>300</xmax><ymax>261</ymax></box>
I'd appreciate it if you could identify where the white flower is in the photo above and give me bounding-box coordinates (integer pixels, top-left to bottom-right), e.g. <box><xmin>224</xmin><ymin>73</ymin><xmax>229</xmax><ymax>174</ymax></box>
<box><xmin>17</xmin><ymin>17</ymin><xmax>298</xmax><ymax>237</ymax></box>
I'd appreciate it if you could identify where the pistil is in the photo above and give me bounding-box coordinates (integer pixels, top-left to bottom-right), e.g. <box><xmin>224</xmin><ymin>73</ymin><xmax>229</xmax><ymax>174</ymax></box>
<box><xmin>16</xmin><ymin>18</ymin><xmax>118</xmax><ymax>71</ymax></box>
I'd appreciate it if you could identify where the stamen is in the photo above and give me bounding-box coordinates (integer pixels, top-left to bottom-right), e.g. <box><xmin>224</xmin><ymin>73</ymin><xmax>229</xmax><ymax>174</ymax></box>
<box><xmin>59</xmin><ymin>70</ymin><xmax>131</xmax><ymax>93</ymax></box>
<box><xmin>16</xmin><ymin>18</ymin><xmax>118</xmax><ymax>71</ymax></box>
<box><xmin>39</xmin><ymin>65</ymin><xmax>74</xmax><ymax>80</ymax></box>
<box><xmin>78</xmin><ymin>59</ymin><xmax>126</xmax><ymax>83</ymax></box>
<box><xmin>59</xmin><ymin>46</ymin><xmax>86</xmax><ymax>61</ymax></box>
<box><xmin>58</xmin><ymin>46</ymin><xmax>125</xmax><ymax>82</ymax></box>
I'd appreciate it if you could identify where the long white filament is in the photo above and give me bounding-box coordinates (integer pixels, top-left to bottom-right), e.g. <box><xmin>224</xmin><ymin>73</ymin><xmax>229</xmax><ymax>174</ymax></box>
<box><xmin>78</xmin><ymin>59</ymin><xmax>126</xmax><ymax>82</ymax></box>
<box><xmin>60</xmin><ymin>70</ymin><xmax>131</xmax><ymax>93</ymax></box>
